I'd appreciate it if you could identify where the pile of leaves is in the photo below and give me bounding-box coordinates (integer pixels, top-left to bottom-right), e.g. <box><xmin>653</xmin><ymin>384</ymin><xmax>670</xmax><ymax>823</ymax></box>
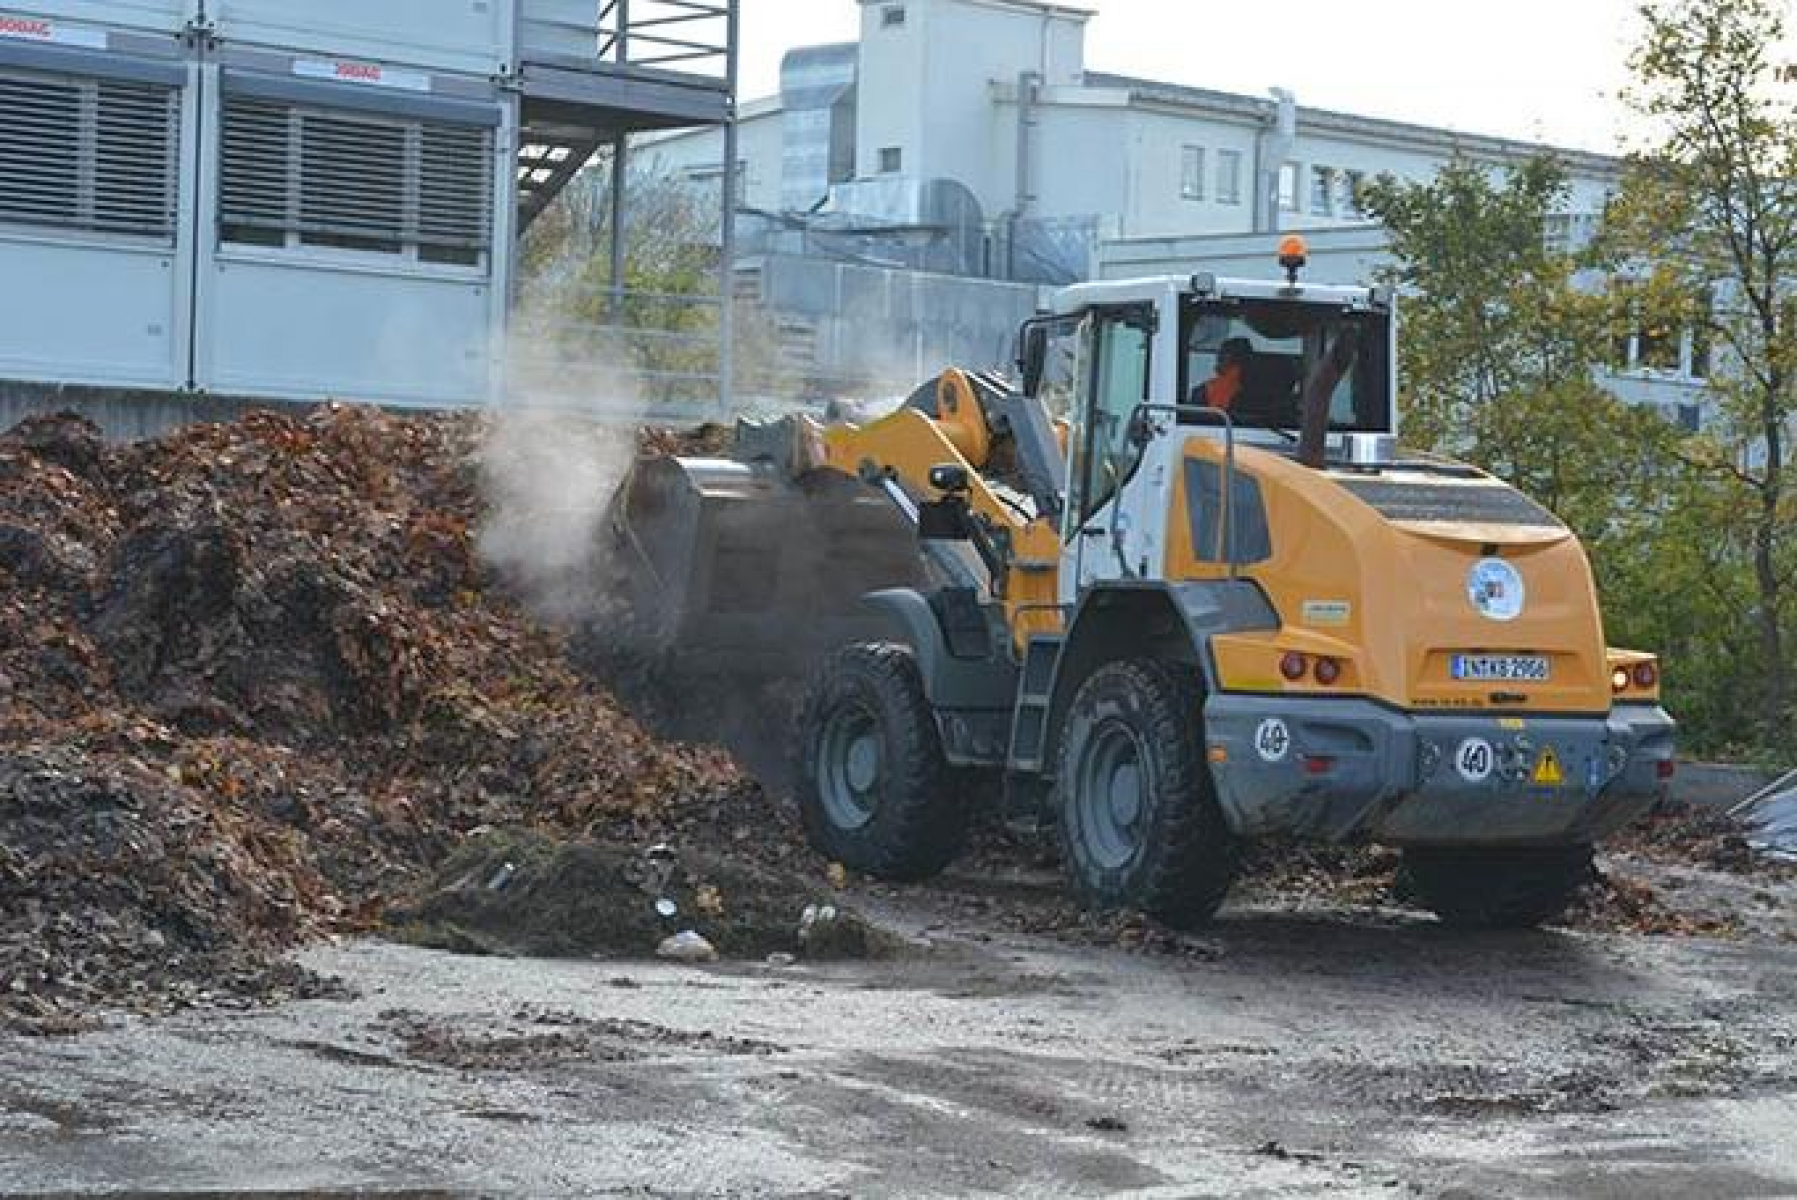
<box><xmin>0</xmin><ymin>408</ymin><xmax>775</xmax><ymax>1034</ymax></box>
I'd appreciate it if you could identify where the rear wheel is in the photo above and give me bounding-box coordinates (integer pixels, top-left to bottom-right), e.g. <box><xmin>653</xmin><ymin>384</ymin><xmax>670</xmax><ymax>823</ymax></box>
<box><xmin>1401</xmin><ymin>846</ymin><xmax>1596</xmax><ymax>929</ymax></box>
<box><xmin>796</xmin><ymin>643</ymin><xmax>968</xmax><ymax>881</ymax></box>
<box><xmin>1054</xmin><ymin>660</ymin><xmax>1238</xmax><ymax>929</ymax></box>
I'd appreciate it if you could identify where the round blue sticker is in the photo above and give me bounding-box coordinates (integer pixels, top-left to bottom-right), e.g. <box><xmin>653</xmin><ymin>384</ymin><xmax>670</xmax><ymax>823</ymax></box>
<box><xmin>1468</xmin><ymin>558</ymin><xmax>1526</xmax><ymax>622</ymax></box>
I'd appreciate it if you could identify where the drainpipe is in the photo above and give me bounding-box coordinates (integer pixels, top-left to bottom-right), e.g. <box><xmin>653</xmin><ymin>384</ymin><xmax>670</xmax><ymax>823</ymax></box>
<box><xmin>1004</xmin><ymin>69</ymin><xmax>1041</xmax><ymax>281</ymax></box>
<box><xmin>1256</xmin><ymin>86</ymin><xmax>1296</xmax><ymax>235</ymax></box>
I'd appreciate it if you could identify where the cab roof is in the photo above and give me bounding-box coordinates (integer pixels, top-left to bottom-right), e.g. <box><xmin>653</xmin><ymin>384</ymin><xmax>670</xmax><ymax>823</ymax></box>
<box><xmin>1052</xmin><ymin>274</ymin><xmax>1393</xmax><ymax>317</ymax></box>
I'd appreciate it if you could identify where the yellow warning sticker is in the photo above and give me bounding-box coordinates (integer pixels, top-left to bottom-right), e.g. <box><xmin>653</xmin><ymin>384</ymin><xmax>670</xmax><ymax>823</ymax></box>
<box><xmin>1533</xmin><ymin>748</ymin><xmax>1565</xmax><ymax>787</ymax></box>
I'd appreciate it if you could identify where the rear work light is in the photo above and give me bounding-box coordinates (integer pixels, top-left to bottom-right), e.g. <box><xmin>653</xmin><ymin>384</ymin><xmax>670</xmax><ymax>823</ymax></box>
<box><xmin>1612</xmin><ymin>667</ymin><xmax>1632</xmax><ymax>693</ymax></box>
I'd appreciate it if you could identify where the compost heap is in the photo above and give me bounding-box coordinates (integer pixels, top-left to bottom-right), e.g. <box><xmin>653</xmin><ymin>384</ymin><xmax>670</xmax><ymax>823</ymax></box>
<box><xmin>0</xmin><ymin>406</ymin><xmax>791</xmax><ymax>1034</ymax></box>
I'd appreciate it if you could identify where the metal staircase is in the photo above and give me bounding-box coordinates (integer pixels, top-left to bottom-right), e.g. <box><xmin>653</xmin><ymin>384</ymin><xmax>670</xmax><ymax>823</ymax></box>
<box><xmin>514</xmin><ymin>0</ymin><xmax>736</xmax><ymax>231</ymax></box>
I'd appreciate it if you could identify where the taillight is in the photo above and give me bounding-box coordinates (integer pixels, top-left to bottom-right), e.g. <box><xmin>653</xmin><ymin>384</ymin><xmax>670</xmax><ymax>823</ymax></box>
<box><xmin>1313</xmin><ymin>657</ymin><xmax>1343</xmax><ymax>686</ymax></box>
<box><xmin>1633</xmin><ymin>662</ymin><xmax>1659</xmax><ymax>689</ymax></box>
<box><xmin>1611</xmin><ymin>667</ymin><xmax>1631</xmax><ymax>693</ymax></box>
<box><xmin>1280</xmin><ymin>652</ymin><xmax>1309</xmax><ymax>682</ymax></box>
<box><xmin>1656</xmin><ymin>759</ymin><xmax>1677</xmax><ymax>780</ymax></box>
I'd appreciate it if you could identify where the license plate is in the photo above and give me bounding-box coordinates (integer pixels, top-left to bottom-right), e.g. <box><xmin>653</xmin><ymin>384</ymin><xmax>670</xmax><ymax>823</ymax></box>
<box><xmin>1452</xmin><ymin>654</ymin><xmax>1550</xmax><ymax>683</ymax></box>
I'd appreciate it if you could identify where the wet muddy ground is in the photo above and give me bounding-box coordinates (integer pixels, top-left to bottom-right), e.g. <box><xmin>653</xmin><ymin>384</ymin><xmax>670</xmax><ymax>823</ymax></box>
<box><xmin>1</xmin><ymin>861</ymin><xmax>1794</xmax><ymax>1199</ymax></box>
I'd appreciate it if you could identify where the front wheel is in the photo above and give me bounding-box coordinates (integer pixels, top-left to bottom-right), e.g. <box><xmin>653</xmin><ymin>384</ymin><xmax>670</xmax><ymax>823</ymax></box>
<box><xmin>1054</xmin><ymin>660</ymin><xmax>1238</xmax><ymax>930</ymax></box>
<box><xmin>1401</xmin><ymin>846</ymin><xmax>1596</xmax><ymax>929</ymax></box>
<box><xmin>795</xmin><ymin>643</ymin><xmax>968</xmax><ymax>882</ymax></box>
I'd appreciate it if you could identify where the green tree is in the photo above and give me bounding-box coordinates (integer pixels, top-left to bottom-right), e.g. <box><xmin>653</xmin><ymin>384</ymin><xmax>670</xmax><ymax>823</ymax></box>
<box><xmin>513</xmin><ymin>152</ymin><xmax>796</xmax><ymax>408</ymax></box>
<box><xmin>1606</xmin><ymin>0</ymin><xmax>1796</xmax><ymax>746</ymax></box>
<box><xmin>1359</xmin><ymin>157</ymin><xmax>1675</xmax><ymax>534</ymax></box>
<box><xmin>1358</xmin><ymin>157</ymin><xmax>1760</xmax><ymax>753</ymax></box>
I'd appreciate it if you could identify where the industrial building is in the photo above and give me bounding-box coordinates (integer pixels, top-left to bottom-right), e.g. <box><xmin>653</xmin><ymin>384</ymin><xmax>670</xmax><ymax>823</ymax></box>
<box><xmin>0</xmin><ymin>0</ymin><xmax>739</xmax><ymax>432</ymax></box>
<box><xmin>646</xmin><ymin>0</ymin><xmax>1707</xmax><ymax>417</ymax></box>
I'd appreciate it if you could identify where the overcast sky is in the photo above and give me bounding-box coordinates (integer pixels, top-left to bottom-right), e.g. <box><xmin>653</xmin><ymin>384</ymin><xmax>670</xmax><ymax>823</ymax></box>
<box><xmin>733</xmin><ymin>0</ymin><xmax>1701</xmax><ymax>155</ymax></box>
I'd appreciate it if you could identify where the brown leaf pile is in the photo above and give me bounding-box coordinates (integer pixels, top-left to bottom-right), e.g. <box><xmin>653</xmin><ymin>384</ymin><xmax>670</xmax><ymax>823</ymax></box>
<box><xmin>0</xmin><ymin>407</ymin><xmax>758</xmax><ymax>1033</ymax></box>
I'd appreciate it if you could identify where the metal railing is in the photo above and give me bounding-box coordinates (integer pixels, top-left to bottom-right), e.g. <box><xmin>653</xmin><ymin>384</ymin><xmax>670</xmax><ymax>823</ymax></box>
<box><xmin>508</xmin><ymin>286</ymin><xmax>727</xmax><ymax>418</ymax></box>
<box><xmin>597</xmin><ymin>0</ymin><xmax>736</xmax><ymax>75</ymax></box>
<box><xmin>1134</xmin><ymin>404</ymin><xmax>1241</xmax><ymax>579</ymax></box>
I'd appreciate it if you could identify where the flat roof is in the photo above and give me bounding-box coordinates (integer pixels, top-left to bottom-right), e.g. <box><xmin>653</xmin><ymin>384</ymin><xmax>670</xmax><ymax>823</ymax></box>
<box><xmin>1085</xmin><ymin>71</ymin><xmax>1622</xmax><ymax>176</ymax></box>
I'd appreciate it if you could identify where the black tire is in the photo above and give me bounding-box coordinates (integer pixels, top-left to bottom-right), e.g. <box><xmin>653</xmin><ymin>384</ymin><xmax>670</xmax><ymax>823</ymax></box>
<box><xmin>795</xmin><ymin>643</ymin><xmax>968</xmax><ymax>882</ymax></box>
<box><xmin>1401</xmin><ymin>846</ymin><xmax>1596</xmax><ymax>929</ymax></box>
<box><xmin>1054</xmin><ymin>659</ymin><xmax>1238</xmax><ymax>930</ymax></box>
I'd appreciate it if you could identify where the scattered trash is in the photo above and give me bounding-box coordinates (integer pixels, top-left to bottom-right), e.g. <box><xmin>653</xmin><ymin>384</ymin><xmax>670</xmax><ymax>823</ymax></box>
<box><xmin>1732</xmin><ymin>771</ymin><xmax>1797</xmax><ymax>863</ymax></box>
<box><xmin>655</xmin><ymin>898</ymin><xmax>680</xmax><ymax>919</ymax></box>
<box><xmin>657</xmin><ymin>931</ymin><xmax>719</xmax><ymax>964</ymax></box>
<box><xmin>798</xmin><ymin>903</ymin><xmax>840</xmax><ymax>944</ymax></box>
<box><xmin>1086</xmin><ymin>1115</ymin><xmax>1129</xmax><ymax>1133</ymax></box>
<box><xmin>695</xmin><ymin>885</ymin><xmax>726</xmax><ymax>917</ymax></box>
<box><xmin>486</xmin><ymin>863</ymin><xmax>518</xmax><ymax>892</ymax></box>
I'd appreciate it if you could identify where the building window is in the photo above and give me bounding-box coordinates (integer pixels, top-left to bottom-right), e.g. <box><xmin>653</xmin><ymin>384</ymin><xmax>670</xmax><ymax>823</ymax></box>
<box><xmin>879</xmin><ymin>146</ymin><xmax>903</xmax><ymax>174</ymax></box>
<box><xmin>0</xmin><ymin>67</ymin><xmax>181</xmax><ymax>242</ymax></box>
<box><xmin>1310</xmin><ymin>166</ymin><xmax>1335</xmax><ymax>216</ymax></box>
<box><xmin>1340</xmin><ymin>170</ymin><xmax>1366</xmax><ymax>218</ymax></box>
<box><xmin>881</xmin><ymin>5</ymin><xmax>907</xmax><ymax>27</ymax></box>
<box><xmin>1216</xmin><ymin>149</ymin><xmax>1242</xmax><ymax>205</ymax></box>
<box><xmin>220</xmin><ymin>95</ymin><xmax>494</xmax><ymax>268</ymax></box>
<box><xmin>1615</xmin><ymin>292</ymin><xmax>1711</xmax><ymax>381</ymax></box>
<box><xmin>1277</xmin><ymin>162</ymin><xmax>1300</xmax><ymax>212</ymax></box>
<box><xmin>1180</xmin><ymin>145</ymin><xmax>1205</xmax><ymax>201</ymax></box>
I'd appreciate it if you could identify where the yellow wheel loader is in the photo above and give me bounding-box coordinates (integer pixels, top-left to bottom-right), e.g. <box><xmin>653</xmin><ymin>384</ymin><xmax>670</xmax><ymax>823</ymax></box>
<box><xmin>609</xmin><ymin>242</ymin><xmax>1677</xmax><ymax>929</ymax></box>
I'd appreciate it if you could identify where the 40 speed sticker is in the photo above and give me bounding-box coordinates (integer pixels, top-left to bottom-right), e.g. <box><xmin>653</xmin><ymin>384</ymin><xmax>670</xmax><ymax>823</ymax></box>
<box><xmin>1254</xmin><ymin>718</ymin><xmax>1293</xmax><ymax>763</ymax></box>
<box><xmin>1454</xmin><ymin>737</ymin><xmax>1496</xmax><ymax>783</ymax></box>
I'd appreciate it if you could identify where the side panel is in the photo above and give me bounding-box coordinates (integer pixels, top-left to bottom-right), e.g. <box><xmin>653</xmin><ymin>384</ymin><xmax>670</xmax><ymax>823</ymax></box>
<box><xmin>203</xmin><ymin>0</ymin><xmax>510</xmax><ymax>77</ymax></box>
<box><xmin>189</xmin><ymin>55</ymin><xmax>509</xmax><ymax>406</ymax></box>
<box><xmin>1</xmin><ymin>2</ymin><xmax>187</xmax><ymax>36</ymax></box>
<box><xmin>198</xmin><ymin>255</ymin><xmax>496</xmax><ymax>404</ymax></box>
<box><xmin>0</xmin><ymin>29</ymin><xmax>194</xmax><ymax>391</ymax></box>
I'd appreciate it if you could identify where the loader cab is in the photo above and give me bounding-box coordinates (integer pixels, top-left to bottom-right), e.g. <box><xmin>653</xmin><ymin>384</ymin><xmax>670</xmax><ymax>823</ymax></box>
<box><xmin>1019</xmin><ymin>270</ymin><xmax>1398</xmax><ymax>596</ymax></box>
<box><xmin>1021</xmin><ymin>273</ymin><xmax>1398</xmax><ymax>448</ymax></box>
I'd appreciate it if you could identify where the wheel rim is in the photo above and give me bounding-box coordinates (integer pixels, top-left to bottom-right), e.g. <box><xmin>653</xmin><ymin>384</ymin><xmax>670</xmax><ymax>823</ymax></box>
<box><xmin>1072</xmin><ymin>719</ymin><xmax>1149</xmax><ymax>870</ymax></box>
<box><xmin>818</xmin><ymin>703</ymin><xmax>883</xmax><ymax>831</ymax></box>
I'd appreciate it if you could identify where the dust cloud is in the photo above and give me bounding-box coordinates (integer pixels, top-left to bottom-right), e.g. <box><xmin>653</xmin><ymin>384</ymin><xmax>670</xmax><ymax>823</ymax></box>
<box><xmin>475</xmin><ymin>333</ymin><xmax>644</xmax><ymax>627</ymax></box>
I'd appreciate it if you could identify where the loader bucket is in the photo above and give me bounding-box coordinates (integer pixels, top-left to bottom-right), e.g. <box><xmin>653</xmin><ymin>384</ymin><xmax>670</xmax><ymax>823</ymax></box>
<box><xmin>606</xmin><ymin>455</ymin><xmax>927</xmax><ymax>684</ymax></box>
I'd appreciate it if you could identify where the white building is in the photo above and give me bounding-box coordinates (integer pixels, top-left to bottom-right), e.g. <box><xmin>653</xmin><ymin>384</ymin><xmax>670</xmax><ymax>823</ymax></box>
<box><xmin>649</xmin><ymin>0</ymin><xmax>1618</xmax><ymax>276</ymax></box>
<box><xmin>645</xmin><ymin>0</ymin><xmax>1706</xmax><ymax>416</ymax></box>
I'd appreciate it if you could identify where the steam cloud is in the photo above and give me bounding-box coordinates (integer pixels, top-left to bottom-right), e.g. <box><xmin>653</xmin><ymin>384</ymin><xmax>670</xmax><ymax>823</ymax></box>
<box><xmin>475</xmin><ymin>333</ymin><xmax>643</xmax><ymax>627</ymax></box>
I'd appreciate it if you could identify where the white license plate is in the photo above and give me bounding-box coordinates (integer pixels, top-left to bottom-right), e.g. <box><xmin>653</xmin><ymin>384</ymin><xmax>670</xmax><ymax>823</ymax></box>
<box><xmin>1452</xmin><ymin>654</ymin><xmax>1551</xmax><ymax>683</ymax></box>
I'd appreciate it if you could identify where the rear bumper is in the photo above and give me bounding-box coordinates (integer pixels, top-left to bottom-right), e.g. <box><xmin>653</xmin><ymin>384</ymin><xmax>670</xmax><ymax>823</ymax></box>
<box><xmin>1203</xmin><ymin>695</ymin><xmax>1676</xmax><ymax>847</ymax></box>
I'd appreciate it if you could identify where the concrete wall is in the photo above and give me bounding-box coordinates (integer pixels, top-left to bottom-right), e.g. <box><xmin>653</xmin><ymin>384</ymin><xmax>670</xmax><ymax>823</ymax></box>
<box><xmin>743</xmin><ymin>252</ymin><xmax>1041</xmax><ymax>394</ymax></box>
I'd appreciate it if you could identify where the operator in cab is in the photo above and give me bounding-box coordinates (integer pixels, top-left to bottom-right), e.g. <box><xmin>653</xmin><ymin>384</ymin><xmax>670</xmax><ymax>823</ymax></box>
<box><xmin>1193</xmin><ymin>337</ymin><xmax>1252</xmax><ymax>412</ymax></box>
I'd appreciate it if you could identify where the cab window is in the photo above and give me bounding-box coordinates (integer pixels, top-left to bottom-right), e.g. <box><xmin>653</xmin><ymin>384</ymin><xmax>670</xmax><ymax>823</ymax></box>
<box><xmin>1068</xmin><ymin>306</ymin><xmax>1154</xmax><ymax>529</ymax></box>
<box><xmin>1182</xmin><ymin>299</ymin><xmax>1390</xmax><ymax>433</ymax></box>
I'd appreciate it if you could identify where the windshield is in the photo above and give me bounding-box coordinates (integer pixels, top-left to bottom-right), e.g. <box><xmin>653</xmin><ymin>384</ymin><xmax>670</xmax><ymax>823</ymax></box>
<box><xmin>1181</xmin><ymin>298</ymin><xmax>1391</xmax><ymax>434</ymax></box>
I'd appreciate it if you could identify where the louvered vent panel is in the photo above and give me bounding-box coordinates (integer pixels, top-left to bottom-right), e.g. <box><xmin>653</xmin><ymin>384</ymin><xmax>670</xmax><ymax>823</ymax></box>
<box><xmin>0</xmin><ymin>69</ymin><xmax>179</xmax><ymax>240</ymax></box>
<box><xmin>220</xmin><ymin>95</ymin><xmax>492</xmax><ymax>266</ymax></box>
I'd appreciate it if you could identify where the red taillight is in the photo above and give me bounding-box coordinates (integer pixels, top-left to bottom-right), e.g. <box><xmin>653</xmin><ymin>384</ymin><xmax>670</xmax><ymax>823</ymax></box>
<box><xmin>1633</xmin><ymin>662</ymin><xmax>1659</xmax><ymax>689</ymax></box>
<box><xmin>1304</xmin><ymin>756</ymin><xmax>1335</xmax><ymax>776</ymax></box>
<box><xmin>1657</xmin><ymin>759</ymin><xmax>1677</xmax><ymax>780</ymax></box>
<box><xmin>1313</xmin><ymin>657</ymin><xmax>1342</xmax><ymax>686</ymax></box>
<box><xmin>1280</xmin><ymin>652</ymin><xmax>1309</xmax><ymax>682</ymax></box>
